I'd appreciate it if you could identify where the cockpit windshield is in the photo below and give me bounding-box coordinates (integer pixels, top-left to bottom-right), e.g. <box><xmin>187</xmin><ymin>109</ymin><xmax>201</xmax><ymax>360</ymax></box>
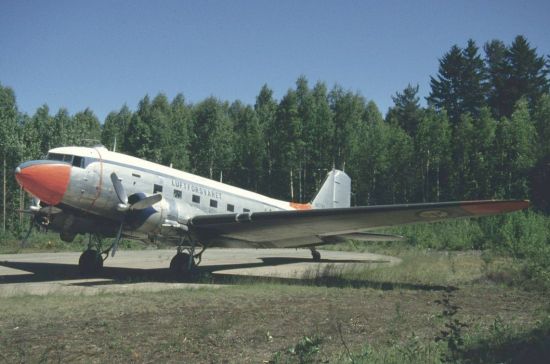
<box><xmin>46</xmin><ymin>153</ymin><xmax>85</xmax><ymax>168</ymax></box>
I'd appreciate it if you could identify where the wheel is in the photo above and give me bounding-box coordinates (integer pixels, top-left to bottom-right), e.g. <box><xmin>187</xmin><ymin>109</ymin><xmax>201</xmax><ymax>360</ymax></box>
<box><xmin>170</xmin><ymin>252</ymin><xmax>194</xmax><ymax>278</ymax></box>
<box><xmin>79</xmin><ymin>249</ymin><xmax>103</xmax><ymax>276</ymax></box>
<box><xmin>311</xmin><ymin>250</ymin><xmax>321</xmax><ymax>262</ymax></box>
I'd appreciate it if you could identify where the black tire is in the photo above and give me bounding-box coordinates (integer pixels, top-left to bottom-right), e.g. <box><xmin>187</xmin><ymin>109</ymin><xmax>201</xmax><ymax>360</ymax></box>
<box><xmin>79</xmin><ymin>249</ymin><xmax>103</xmax><ymax>276</ymax></box>
<box><xmin>312</xmin><ymin>251</ymin><xmax>321</xmax><ymax>262</ymax></box>
<box><xmin>169</xmin><ymin>253</ymin><xmax>194</xmax><ymax>278</ymax></box>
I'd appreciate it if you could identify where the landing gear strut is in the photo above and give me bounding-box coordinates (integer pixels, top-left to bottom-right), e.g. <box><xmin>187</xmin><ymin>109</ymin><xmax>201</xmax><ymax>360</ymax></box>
<box><xmin>310</xmin><ymin>247</ymin><xmax>321</xmax><ymax>262</ymax></box>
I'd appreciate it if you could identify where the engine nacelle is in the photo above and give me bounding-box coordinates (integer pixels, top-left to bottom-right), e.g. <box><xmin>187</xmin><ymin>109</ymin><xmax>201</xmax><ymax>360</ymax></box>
<box><xmin>127</xmin><ymin>198</ymin><xmax>169</xmax><ymax>235</ymax></box>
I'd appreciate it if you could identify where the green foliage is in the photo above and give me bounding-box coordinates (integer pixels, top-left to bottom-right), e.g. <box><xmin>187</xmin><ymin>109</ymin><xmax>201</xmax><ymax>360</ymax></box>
<box><xmin>435</xmin><ymin>289</ymin><xmax>469</xmax><ymax>362</ymax></box>
<box><xmin>1</xmin><ymin>34</ymin><xmax>550</xmax><ymax>269</ymax></box>
<box><xmin>485</xmin><ymin>35</ymin><xmax>549</xmax><ymax>119</ymax></box>
<box><xmin>288</xmin><ymin>335</ymin><xmax>322</xmax><ymax>363</ymax></box>
<box><xmin>428</xmin><ymin>40</ymin><xmax>489</xmax><ymax>124</ymax></box>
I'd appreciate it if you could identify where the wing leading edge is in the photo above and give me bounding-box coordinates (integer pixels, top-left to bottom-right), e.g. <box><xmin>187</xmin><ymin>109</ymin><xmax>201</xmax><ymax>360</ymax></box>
<box><xmin>188</xmin><ymin>200</ymin><xmax>529</xmax><ymax>248</ymax></box>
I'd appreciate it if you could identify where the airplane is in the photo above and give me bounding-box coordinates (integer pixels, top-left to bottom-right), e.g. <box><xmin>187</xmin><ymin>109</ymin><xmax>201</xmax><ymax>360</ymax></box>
<box><xmin>14</xmin><ymin>145</ymin><xmax>529</xmax><ymax>277</ymax></box>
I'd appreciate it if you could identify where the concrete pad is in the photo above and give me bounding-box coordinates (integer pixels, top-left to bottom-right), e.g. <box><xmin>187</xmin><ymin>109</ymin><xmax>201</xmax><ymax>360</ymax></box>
<box><xmin>0</xmin><ymin>248</ymin><xmax>400</xmax><ymax>297</ymax></box>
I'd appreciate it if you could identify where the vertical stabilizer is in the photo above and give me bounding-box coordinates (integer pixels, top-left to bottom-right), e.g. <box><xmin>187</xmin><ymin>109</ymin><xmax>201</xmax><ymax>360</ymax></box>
<box><xmin>311</xmin><ymin>170</ymin><xmax>351</xmax><ymax>209</ymax></box>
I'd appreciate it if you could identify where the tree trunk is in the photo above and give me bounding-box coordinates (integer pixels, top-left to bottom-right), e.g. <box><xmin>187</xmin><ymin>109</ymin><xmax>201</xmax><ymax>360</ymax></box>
<box><xmin>2</xmin><ymin>157</ymin><xmax>5</xmax><ymax>233</ymax></box>
<box><xmin>290</xmin><ymin>169</ymin><xmax>294</xmax><ymax>201</ymax></box>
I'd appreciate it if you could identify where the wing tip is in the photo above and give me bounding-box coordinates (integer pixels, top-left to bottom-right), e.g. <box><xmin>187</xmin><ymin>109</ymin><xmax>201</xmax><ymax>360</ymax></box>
<box><xmin>461</xmin><ymin>200</ymin><xmax>530</xmax><ymax>215</ymax></box>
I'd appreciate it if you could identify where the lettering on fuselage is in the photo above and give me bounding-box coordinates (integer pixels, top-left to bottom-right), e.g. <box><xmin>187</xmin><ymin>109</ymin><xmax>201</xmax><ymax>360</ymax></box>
<box><xmin>171</xmin><ymin>179</ymin><xmax>222</xmax><ymax>200</ymax></box>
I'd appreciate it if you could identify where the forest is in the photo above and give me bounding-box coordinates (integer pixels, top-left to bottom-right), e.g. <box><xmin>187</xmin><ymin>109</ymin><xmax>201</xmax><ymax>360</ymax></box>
<box><xmin>1</xmin><ymin>35</ymin><xmax>549</xmax><ymax>237</ymax></box>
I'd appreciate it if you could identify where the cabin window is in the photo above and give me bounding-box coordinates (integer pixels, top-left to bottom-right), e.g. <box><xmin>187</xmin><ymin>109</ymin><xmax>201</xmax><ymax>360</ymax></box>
<box><xmin>243</xmin><ymin>208</ymin><xmax>250</xmax><ymax>213</ymax></box>
<box><xmin>173</xmin><ymin>189</ymin><xmax>182</xmax><ymax>199</ymax></box>
<box><xmin>210</xmin><ymin>199</ymin><xmax>218</xmax><ymax>208</ymax></box>
<box><xmin>132</xmin><ymin>173</ymin><xmax>141</xmax><ymax>178</ymax></box>
<box><xmin>227</xmin><ymin>204</ymin><xmax>234</xmax><ymax>212</ymax></box>
<box><xmin>153</xmin><ymin>184</ymin><xmax>163</xmax><ymax>194</ymax></box>
<box><xmin>72</xmin><ymin>156</ymin><xmax>84</xmax><ymax>168</ymax></box>
<box><xmin>192</xmin><ymin>195</ymin><xmax>200</xmax><ymax>203</ymax></box>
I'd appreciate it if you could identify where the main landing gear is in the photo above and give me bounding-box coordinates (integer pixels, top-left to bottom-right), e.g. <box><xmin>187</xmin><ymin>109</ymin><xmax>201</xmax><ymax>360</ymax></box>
<box><xmin>77</xmin><ymin>233</ymin><xmax>206</xmax><ymax>279</ymax></box>
<box><xmin>169</xmin><ymin>233</ymin><xmax>205</xmax><ymax>279</ymax></box>
<box><xmin>78</xmin><ymin>234</ymin><xmax>113</xmax><ymax>276</ymax></box>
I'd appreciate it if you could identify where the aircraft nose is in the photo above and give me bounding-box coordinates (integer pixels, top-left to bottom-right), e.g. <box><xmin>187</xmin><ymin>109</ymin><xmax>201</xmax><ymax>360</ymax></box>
<box><xmin>15</xmin><ymin>161</ymin><xmax>71</xmax><ymax>205</ymax></box>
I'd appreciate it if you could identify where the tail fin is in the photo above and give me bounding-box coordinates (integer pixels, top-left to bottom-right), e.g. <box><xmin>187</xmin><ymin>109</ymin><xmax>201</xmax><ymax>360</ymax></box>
<box><xmin>311</xmin><ymin>169</ymin><xmax>351</xmax><ymax>209</ymax></box>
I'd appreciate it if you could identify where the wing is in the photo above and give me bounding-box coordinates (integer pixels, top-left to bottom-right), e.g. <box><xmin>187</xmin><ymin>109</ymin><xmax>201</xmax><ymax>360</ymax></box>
<box><xmin>188</xmin><ymin>200</ymin><xmax>528</xmax><ymax>248</ymax></box>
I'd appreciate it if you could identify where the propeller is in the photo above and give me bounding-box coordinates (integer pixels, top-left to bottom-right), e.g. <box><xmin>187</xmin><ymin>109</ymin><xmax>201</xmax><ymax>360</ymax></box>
<box><xmin>109</xmin><ymin>172</ymin><xmax>162</xmax><ymax>256</ymax></box>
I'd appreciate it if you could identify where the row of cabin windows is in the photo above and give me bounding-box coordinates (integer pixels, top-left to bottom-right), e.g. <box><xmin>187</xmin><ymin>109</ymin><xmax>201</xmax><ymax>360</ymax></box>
<box><xmin>170</xmin><ymin>187</ymin><xmax>250</xmax><ymax>212</ymax></box>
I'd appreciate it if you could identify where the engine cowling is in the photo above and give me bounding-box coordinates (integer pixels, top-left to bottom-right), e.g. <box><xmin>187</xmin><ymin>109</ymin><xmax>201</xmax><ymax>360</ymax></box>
<box><xmin>126</xmin><ymin>194</ymin><xmax>169</xmax><ymax>235</ymax></box>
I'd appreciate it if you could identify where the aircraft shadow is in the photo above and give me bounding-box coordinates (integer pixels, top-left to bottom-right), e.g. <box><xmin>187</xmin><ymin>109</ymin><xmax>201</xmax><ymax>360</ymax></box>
<box><xmin>0</xmin><ymin>257</ymin><xmax>454</xmax><ymax>292</ymax></box>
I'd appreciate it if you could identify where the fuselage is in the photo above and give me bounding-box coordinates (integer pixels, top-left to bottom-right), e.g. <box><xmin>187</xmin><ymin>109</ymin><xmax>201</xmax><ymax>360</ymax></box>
<box><xmin>15</xmin><ymin>145</ymin><xmax>307</xmax><ymax>241</ymax></box>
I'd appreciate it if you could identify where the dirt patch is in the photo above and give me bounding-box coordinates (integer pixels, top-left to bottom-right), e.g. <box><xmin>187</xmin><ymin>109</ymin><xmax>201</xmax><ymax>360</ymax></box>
<box><xmin>0</xmin><ymin>283</ymin><xmax>546</xmax><ymax>363</ymax></box>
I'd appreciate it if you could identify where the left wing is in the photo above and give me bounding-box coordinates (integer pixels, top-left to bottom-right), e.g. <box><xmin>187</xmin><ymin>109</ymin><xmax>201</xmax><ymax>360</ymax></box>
<box><xmin>187</xmin><ymin>200</ymin><xmax>528</xmax><ymax>248</ymax></box>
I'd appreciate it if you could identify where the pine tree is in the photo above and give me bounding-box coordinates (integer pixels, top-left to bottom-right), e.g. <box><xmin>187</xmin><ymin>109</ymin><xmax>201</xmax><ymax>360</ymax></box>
<box><xmin>428</xmin><ymin>45</ymin><xmax>464</xmax><ymax>123</ymax></box>
<box><xmin>486</xmin><ymin>36</ymin><xmax>549</xmax><ymax>118</ymax></box>
<box><xmin>428</xmin><ymin>40</ymin><xmax>488</xmax><ymax>123</ymax></box>
<box><xmin>387</xmin><ymin>84</ymin><xmax>423</xmax><ymax>136</ymax></box>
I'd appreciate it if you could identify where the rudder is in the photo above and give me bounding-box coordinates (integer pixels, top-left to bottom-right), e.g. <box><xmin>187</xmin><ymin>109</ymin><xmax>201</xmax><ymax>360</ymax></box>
<box><xmin>311</xmin><ymin>169</ymin><xmax>351</xmax><ymax>209</ymax></box>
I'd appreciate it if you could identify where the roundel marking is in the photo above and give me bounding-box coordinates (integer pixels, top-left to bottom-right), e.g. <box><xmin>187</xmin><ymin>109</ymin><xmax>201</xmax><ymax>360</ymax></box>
<box><xmin>417</xmin><ymin>210</ymin><xmax>449</xmax><ymax>219</ymax></box>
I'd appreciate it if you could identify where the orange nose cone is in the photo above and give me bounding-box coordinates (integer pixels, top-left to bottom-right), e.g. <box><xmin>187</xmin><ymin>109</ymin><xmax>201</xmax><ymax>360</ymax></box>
<box><xmin>15</xmin><ymin>162</ymin><xmax>71</xmax><ymax>205</ymax></box>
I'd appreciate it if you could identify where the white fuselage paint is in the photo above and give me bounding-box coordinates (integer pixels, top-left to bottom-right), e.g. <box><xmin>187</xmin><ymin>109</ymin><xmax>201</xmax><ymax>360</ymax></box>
<box><xmin>52</xmin><ymin>146</ymin><xmax>293</xmax><ymax>239</ymax></box>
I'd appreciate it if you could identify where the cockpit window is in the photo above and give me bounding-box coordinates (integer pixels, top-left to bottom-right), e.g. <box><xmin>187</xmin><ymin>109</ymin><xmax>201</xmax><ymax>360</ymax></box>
<box><xmin>46</xmin><ymin>153</ymin><xmax>85</xmax><ymax>168</ymax></box>
<box><xmin>72</xmin><ymin>156</ymin><xmax>84</xmax><ymax>168</ymax></box>
<box><xmin>47</xmin><ymin>153</ymin><xmax>65</xmax><ymax>161</ymax></box>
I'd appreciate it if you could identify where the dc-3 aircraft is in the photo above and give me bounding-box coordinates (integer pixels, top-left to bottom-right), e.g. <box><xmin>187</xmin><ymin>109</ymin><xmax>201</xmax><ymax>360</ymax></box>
<box><xmin>15</xmin><ymin>145</ymin><xmax>529</xmax><ymax>277</ymax></box>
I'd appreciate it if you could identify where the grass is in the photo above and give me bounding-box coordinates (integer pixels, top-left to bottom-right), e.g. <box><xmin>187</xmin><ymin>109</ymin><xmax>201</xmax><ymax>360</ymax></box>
<box><xmin>0</xmin><ymin>248</ymin><xmax>549</xmax><ymax>363</ymax></box>
<box><xmin>0</xmin><ymin>230</ymin><xmax>147</xmax><ymax>254</ymax></box>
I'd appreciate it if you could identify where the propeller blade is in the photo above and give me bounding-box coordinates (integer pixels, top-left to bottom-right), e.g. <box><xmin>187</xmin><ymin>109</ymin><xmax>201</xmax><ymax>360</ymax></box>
<box><xmin>16</xmin><ymin>209</ymin><xmax>35</xmax><ymax>214</ymax></box>
<box><xmin>21</xmin><ymin>219</ymin><xmax>34</xmax><ymax>248</ymax></box>
<box><xmin>110</xmin><ymin>172</ymin><xmax>128</xmax><ymax>205</ymax></box>
<box><xmin>131</xmin><ymin>194</ymin><xmax>162</xmax><ymax>210</ymax></box>
<box><xmin>38</xmin><ymin>206</ymin><xmax>63</xmax><ymax>215</ymax></box>
<box><xmin>111</xmin><ymin>220</ymin><xmax>124</xmax><ymax>257</ymax></box>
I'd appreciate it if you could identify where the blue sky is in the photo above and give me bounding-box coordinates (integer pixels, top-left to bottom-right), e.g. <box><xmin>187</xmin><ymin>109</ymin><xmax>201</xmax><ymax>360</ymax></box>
<box><xmin>1</xmin><ymin>0</ymin><xmax>549</xmax><ymax>122</ymax></box>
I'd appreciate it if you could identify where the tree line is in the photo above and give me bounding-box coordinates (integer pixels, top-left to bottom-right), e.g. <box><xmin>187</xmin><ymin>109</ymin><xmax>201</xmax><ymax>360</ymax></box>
<box><xmin>1</xmin><ymin>35</ymin><xmax>549</xmax><ymax>234</ymax></box>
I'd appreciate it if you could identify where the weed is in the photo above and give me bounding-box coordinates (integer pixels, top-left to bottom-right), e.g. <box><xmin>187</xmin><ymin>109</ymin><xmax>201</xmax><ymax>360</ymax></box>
<box><xmin>287</xmin><ymin>335</ymin><xmax>322</xmax><ymax>363</ymax></box>
<box><xmin>435</xmin><ymin>288</ymin><xmax>468</xmax><ymax>362</ymax></box>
